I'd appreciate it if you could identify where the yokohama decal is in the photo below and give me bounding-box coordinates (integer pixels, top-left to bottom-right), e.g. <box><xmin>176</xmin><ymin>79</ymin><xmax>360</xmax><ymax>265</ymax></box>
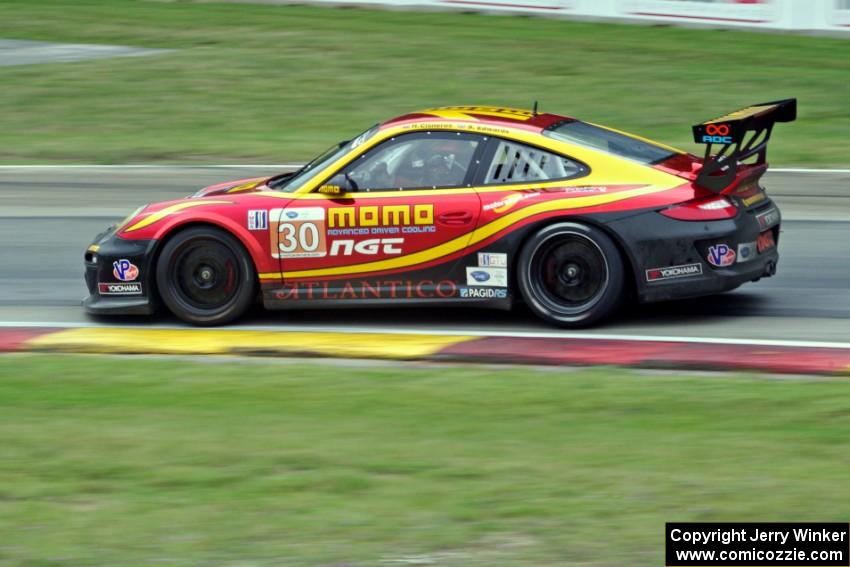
<box><xmin>645</xmin><ymin>263</ymin><xmax>703</xmax><ymax>282</ymax></box>
<box><xmin>98</xmin><ymin>282</ymin><xmax>143</xmax><ymax>295</ymax></box>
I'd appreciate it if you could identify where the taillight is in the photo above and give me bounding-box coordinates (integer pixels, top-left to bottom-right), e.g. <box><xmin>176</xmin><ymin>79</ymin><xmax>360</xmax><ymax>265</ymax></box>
<box><xmin>659</xmin><ymin>196</ymin><xmax>737</xmax><ymax>221</ymax></box>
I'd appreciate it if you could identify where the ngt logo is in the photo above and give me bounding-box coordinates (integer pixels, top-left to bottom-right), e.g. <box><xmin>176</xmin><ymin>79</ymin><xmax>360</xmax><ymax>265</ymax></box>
<box><xmin>701</xmin><ymin>123</ymin><xmax>733</xmax><ymax>144</ymax></box>
<box><xmin>329</xmin><ymin>238</ymin><xmax>403</xmax><ymax>256</ymax></box>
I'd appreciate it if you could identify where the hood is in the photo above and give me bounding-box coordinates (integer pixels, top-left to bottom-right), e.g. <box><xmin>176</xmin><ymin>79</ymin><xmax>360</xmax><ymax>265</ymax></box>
<box><xmin>191</xmin><ymin>176</ymin><xmax>269</xmax><ymax>198</ymax></box>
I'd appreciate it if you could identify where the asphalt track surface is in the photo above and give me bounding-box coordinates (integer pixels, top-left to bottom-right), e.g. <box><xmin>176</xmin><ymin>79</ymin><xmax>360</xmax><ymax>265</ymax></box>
<box><xmin>1</xmin><ymin>166</ymin><xmax>849</xmax><ymax>343</ymax></box>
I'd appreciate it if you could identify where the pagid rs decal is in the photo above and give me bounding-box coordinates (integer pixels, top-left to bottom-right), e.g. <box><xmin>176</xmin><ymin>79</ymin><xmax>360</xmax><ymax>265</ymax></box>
<box><xmin>459</xmin><ymin>287</ymin><xmax>508</xmax><ymax>299</ymax></box>
<box><xmin>645</xmin><ymin>263</ymin><xmax>702</xmax><ymax>282</ymax></box>
<box><xmin>273</xmin><ymin>279</ymin><xmax>458</xmax><ymax>300</ymax></box>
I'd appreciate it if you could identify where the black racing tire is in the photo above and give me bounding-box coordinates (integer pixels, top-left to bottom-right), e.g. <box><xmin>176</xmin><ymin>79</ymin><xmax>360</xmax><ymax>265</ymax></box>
<box><xmin>155</xmin><ymin>226</ymin><xmax>256</xmax><ymax>326</ymax></box>
<box><xmin>517</xmin><ymin>222</ymin><xmax>625</xmax><ymax>328</ymax></box>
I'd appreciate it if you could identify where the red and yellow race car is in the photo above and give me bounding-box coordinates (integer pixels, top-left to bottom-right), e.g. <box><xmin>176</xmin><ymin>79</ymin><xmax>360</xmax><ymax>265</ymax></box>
<box><xmin>84</xmin><ymin>101</ymin><xmax>795</xmax><ymax>327</ymax></box>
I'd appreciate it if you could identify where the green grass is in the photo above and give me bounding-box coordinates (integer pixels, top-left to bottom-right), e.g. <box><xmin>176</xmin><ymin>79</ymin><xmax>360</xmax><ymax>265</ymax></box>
<box><xmin>0</xmin><ymin>0</ymin><xmax>848</xmax><ymax>165</ymax></box>
<box><xmin>1</xmin><ymin>355</ymin><xmax>849</xmax><ymax>565</ymax></box>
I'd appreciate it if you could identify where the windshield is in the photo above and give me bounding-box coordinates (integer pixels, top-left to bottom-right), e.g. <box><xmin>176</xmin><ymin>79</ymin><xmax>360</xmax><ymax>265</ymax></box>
<box><xmin>269</xmin><ymin>125</ymin><xmax>379</xmax><ymax>193</ymax></box>
<box><xmin>544</xmin><ymin>120</ymin><xmax>677</xmax><ymax>165</ymax></box>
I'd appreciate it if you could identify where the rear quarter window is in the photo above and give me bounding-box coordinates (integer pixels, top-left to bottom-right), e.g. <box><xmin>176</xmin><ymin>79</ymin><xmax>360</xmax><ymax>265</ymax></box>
<box><xmin>544</xmin><ymin>120</ymin><xmax>677</xmax><ymax>165</ymax></box>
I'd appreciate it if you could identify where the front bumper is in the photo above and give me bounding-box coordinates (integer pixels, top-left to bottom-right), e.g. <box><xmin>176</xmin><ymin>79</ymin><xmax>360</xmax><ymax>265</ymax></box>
<box><xmin>83</xmin><ymin>226</ymin><xmax>157</xmax><ymax>315</ymax></box>
<box><xmin>610</xmin><ymin>200</ymin><xmax>781</xmax><ymax>304</ymax></box>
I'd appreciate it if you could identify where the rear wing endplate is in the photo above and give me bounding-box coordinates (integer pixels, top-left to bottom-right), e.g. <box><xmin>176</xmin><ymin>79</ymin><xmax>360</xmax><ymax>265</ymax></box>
<box><xmin>692</xmin><ymin>98</ymin><xmax>796</xmax><ymax>192</ymax></box>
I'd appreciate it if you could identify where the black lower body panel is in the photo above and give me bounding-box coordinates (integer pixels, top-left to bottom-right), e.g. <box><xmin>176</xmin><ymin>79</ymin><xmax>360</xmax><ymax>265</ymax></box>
<box><xmin>607</xmin><ymin>201</ymin><xmax>781</xmax><ymax>304</ymax></box>
<box><xmin>83</xmin><ymin>230</ymin><xmax>158</xmax><ymax>316</ymax></box>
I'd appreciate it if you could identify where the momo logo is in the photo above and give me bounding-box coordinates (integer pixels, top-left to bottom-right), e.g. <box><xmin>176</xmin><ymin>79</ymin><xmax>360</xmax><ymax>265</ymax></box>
<box><xmin>707</xmin><ymin>244</ymin><xmax>736</xmax><ymax>267</ymax></box>
<box><xmin>702</xmin><ymin>123</ymin><xmax>733</xmax><ymax>144</ymax></box>
<box><xmin>328</xmin><ymin>204</ymin><xmax>433</xmax><ymax>228</ymax></box>
<box><xmin>645</xmin><ymin>263</ymin><xmax>702</xmax><ymax>282</ymax></box>
<box><xmin>112</xmin><ymin>259</ymin><xmax>139</xmax><ymax>281</ymax></box>
<box><xmin>99</xmin><ymin>282</ymin><xmax>142</xmax><ymax>295</ymax></box>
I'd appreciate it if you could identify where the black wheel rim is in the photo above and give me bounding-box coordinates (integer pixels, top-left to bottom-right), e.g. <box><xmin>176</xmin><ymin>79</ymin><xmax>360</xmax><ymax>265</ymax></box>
<box><xmin>170</xmin><ymin>238</ymin><xmax>240</xmax><ymax>311</ymax></box>
<box><xmin>529</xmin><ymin>232</ymin><xmax>609</xmax><ymax>316</ymax></box>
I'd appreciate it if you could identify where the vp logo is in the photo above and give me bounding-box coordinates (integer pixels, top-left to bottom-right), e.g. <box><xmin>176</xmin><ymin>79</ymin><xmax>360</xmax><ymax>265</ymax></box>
<box><xmin>112</xmin><ymin>259</ymin><xmax>139</xmax><ymax>281</ymax></box>
<box><xmin>707</xmin><ymin>244</ymin><xmax>736</xmax><ymax>268</ymax></box>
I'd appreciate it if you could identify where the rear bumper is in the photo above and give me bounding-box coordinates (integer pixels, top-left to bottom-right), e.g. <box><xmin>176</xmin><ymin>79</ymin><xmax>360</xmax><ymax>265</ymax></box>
<box><xmin>609</xmin><ymin>200</ymin><xmax>781</xmax><ymax>304</ymax></box>
<box><xmin>83</xmin><ymin>227</ymin><xmax>157</xmax><ymax>316</ymax></box>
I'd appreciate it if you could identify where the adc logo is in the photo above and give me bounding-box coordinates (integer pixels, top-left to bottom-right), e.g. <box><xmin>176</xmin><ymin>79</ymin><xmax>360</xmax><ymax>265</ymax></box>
<box><xmin>707</xmin><ymin>244</ymin><xmax>736</xmax><ymax>267</ymax></box>
<box><xmin>112</xmin><ymin>259</ymin><xmax>139</xmax><ymax>281</ymax></box>
<box><xmin>702</xmin><ymin>123</ymin><xmax>733</xmax><ymax>144</ymax></box>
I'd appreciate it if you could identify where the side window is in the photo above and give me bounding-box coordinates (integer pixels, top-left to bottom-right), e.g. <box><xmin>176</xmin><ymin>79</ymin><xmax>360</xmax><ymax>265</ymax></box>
<box><xmin>483</xmin><ymin>139</ymin><xmax>585</xmax><ymax>185</ymax></box>
<box><xmin>327</xmin><ymin>132</ymin><xmax>483</xmax><ymax>192</ymax></box>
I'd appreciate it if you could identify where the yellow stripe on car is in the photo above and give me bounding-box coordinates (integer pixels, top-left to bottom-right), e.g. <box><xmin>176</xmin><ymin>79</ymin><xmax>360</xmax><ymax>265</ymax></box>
<box><xmin>259</xmin><ymin>183</ymin><xmax>676</xmax><ymax>280</ymax></box>
<box><xmin>123</xmin><ymin>200</ymin><xmax>232</xmax><ymax>232</ymax></box>
<box><xmin>421</xmin><ymin>106</ymin><xmax>534</xmax><ymax>122</ymax></box>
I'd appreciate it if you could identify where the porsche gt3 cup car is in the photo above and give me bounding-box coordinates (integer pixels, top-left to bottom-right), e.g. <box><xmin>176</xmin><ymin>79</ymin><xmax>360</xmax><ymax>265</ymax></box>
<box><xmin>84</xmin><ymin>100</ymin><xmax>795</xmax><ymax>327</ymax></box>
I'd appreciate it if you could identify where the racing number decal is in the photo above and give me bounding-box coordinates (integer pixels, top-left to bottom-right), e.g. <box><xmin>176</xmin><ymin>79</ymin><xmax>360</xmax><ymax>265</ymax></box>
<box><xmin>270</xmin><ymin>208</ymin><xmax>328</xmax><ymax>259</ymax></box>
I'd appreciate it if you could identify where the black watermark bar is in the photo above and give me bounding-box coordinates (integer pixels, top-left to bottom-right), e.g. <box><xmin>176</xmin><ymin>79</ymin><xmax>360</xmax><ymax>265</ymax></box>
<box><xmin>666</xmin><ymin>523</ymin><xmax>850</xmax><ymax>567</ymax></box>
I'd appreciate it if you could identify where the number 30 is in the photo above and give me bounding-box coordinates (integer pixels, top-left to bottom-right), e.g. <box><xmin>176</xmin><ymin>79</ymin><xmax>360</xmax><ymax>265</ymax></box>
<box><xmin>278</xmin><ymin>222</ymin><xmax>320</xmax><ymax>253</ymax></box>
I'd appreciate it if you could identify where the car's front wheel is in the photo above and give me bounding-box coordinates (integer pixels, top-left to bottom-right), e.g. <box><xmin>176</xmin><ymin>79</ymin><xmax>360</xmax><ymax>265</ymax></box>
<box><xmin>156</xmin><ymin>226</ymin><xmax>256</xmax><ymax>326</ymax></box>
<box><xmin>517</xmin><ymin>222</ymin><xmax>625</xmax><ymax>327</ymax></box>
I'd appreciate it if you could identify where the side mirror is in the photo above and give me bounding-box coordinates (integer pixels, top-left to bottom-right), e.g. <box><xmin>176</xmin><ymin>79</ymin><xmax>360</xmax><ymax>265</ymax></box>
<box><xmin>318</xmin><ymin>184</ymin><xmax>343</xmax><ymax>195</ymax></box>
<box><xmin>318</xmin><ymin>173</ymin><xmax>354</xmax><ymax>195</ymax></box>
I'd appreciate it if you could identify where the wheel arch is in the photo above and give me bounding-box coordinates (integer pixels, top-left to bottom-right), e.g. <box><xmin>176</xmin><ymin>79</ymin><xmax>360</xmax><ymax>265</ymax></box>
<box><xmin>148</xmin><ymin>220</ymin><xmax>262</xmax><ymax>300</ymax></box>
<box><xmin>510</xmin><ymin>215</ymin><xmax>639</xmax><ymax>304</ymax></box>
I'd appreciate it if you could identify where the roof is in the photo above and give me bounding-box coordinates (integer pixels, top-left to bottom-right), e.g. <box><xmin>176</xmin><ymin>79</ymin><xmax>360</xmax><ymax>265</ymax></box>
<box><xmin>381</xmin><ymin>105</ymin><xmax>570</xmax><ymax>132</ymax></box>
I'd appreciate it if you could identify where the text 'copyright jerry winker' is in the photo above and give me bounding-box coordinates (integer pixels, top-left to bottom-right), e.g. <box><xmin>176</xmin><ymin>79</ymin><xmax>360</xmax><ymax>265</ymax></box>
<box><xmin>665</xmin><ymin>523</ymin><xmax>850</xmax><ymax>566</ymax></box>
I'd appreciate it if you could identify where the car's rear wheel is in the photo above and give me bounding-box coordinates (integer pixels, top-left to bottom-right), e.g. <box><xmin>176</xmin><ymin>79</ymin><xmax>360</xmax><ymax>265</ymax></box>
<box><xmin>156</xmin><ymin>226</ymin><xmax>256</xmax><ymax>326</ymax></box>
<box><xmin>517</xmin><ymin>222</ymin><xmax>624</xmax><ymax>327</ymax></box>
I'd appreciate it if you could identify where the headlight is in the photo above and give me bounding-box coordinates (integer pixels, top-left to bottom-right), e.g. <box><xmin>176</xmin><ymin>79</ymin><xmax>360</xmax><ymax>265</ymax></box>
<box><xmin>116</xmin><ymin>205</ymin><xmax>148</xmax><ymax>233</ymax></box>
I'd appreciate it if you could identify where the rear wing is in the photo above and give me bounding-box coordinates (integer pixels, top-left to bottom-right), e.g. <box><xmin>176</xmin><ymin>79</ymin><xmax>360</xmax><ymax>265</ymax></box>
<box><xmin>692</xmin><ymin>98</ymin><xmax>796</xmax><ymax>192</ymax></box>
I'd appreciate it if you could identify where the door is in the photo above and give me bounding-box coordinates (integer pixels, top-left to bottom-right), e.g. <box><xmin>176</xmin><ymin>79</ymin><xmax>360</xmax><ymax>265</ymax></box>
<box><xmin>270</xmin><ymin>130</ymin><xmax>486</xmax><ymax>303</ymax></box>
